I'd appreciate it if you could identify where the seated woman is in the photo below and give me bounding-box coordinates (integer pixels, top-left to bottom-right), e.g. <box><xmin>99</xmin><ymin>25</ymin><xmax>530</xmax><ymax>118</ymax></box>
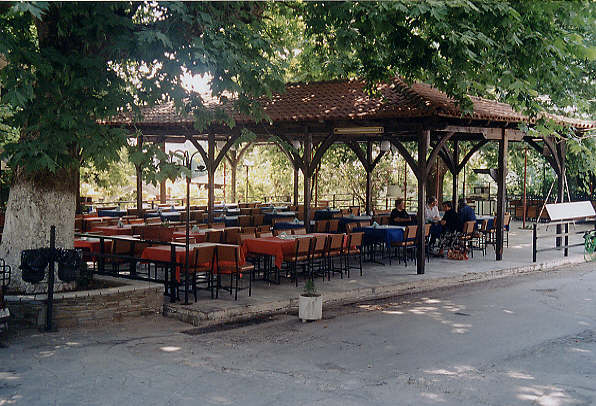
<box><xmin>390</xmin><ymin>198</ymin><xmax>411</xmax><ymax>225</ymax></box>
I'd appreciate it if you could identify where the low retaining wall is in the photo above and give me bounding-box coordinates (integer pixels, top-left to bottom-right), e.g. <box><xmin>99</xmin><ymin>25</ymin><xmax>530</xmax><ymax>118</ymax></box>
<box><xmin>6</xmin><ymin>276</ymin><xmax>164</xmax><ymax>329</ymax></box>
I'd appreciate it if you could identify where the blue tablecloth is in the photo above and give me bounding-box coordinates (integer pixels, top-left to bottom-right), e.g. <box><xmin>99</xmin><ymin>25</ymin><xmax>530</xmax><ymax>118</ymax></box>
<box><xmin>160</xmin><ymin>211</ymin><xmax>181</xmax><ymax>221</ymax></box>
<box><xmin>314</xmin><ymin>209</ymin><xmax>341</xmax><ymax>220</ymax></box>
<box><xmin>97</xmin><ymin>209</ymin><xmax>127</xmax><ymax>218</ymax></box>
<box><xmin>144</xmin><ymin>212</ymin><xmax>160</xmax><ymax>218</ymax></box>
<box><xmin>213</xmin><ymin>216</ymin><xmax>239</xmax><ymax>226</ymax></box>
<box><xmin>214</xmin><ymin>203</ymin><xmax>238</xmax><ymax>209</ymax></box>
<box><xmin>264</xmin><ymin>211</ymin><xmax>296</xmax><ymax>224</ymax></box>
<box><xmin>358</xmin><ymin>225</ymin><xmax>405</xmax><ymax>247</ymax></box>
<box><xmin>273</xmin><ymin>221</ymin><xmax>304</xmax><ymax>230</ymax></box>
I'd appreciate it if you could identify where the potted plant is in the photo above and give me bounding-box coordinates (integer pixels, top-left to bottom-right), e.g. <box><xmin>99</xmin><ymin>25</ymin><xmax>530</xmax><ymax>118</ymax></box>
<box><xmin>298</xmin><ymin>279</ymin><xmax>322</xmax><ymax>322</ymax></box>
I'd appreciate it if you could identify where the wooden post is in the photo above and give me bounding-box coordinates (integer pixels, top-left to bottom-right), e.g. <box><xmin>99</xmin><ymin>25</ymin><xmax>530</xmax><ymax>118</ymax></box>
<box><xmin>136</xmin><ymin>134</ymin><xmax>143</xmax><ymax>217</ymax></box>
<box><xmin>159</xmin><ymin>141</ymin><xmax>167</xmax><ymax>203</ymax></box>
<box><xmin>230</xmin><ymin>161</ymin><xmax>237</xmax><ymax>203</ymax></box>
<box><xmin>365</xmin><ymin>141</ymin><xmax>373</xmax><ymax>215</ymax></box>
<box><xmin>496</xmin><ymin>128</ymin><xmax>508</xmax><ymax>260</ymax></box>
<box><xmin>452</xmin><ymin>140</ymin><xmax>458</xmax><ymax>210</ymax></box>
<box><xmin>403</xmin><ymin>161</ymin><xmax>407</xmax><ymax>206</ymax></box>
<box><xmin>293</xmin><ymin>166</ymin><xmax>299</xmax><ymax>207</ymax></box>
<box><xmin>207</xmin><ymin>133</ymin><xmax>215</xmax><ymax>224</ymax></box>
<box><xmin>303</xmin><ymin>134</ymin><xmax>312</xmax><ymax>233</ymax></box>
<box><xmin>417</xmin><ymin>130</ymin><xmax>429</xmax><ymax>275</ymax></box>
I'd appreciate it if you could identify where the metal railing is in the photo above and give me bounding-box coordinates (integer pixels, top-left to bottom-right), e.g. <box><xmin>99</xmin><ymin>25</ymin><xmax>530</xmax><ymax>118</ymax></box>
<box><xmin>532</xmin><ymin>219</ymin><xmax>596</xmax><ymax>262</ymax></box>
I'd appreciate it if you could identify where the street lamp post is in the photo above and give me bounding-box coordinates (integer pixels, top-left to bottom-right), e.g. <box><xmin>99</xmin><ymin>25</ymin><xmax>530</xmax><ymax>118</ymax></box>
<box><xmin>172</xmin><ymin>149</ymin><xmax>204</xmax><ymax>305</ymax></box>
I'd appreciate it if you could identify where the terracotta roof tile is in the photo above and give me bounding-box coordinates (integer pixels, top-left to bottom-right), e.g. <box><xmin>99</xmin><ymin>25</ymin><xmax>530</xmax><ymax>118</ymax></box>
<box><xmin>104</xmin><ymin>78</ymin><xmax>595</xmax><ymax>130</ymax></box>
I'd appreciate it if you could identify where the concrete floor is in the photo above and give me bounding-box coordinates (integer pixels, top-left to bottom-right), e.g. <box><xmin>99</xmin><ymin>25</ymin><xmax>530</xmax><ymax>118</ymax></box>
<box><xmin>1</xmin><ymin>260</ymin><xmax>595</xmax><ymax>405</ymax></box>
<box><xmin>165</xmin><ymin>221</ymin><xmax>591</xmax><ymax>324</ymax></box>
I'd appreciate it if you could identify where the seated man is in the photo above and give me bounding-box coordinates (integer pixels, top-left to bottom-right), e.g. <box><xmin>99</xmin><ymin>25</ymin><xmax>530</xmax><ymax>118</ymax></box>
<box><xmin>390</xmin><ymin>198</ymin><xmax>411</xmax><ymax>225</ymax></box>
<box><xmin>458</xmin><ymin>197</ymin><xmax>476</xmax><ymax>230</ymax></box>
<box><xmin>440</xmin><ymin>201</ymin><xmax>459</xmax><ymax>233</ymax></box>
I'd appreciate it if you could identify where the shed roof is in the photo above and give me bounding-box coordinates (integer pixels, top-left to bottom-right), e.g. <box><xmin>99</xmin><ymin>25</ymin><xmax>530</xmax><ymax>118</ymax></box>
<box><xmin>105</xmin><ymin>77</ymin><xmax>595</xmax><ymax>131</ymax></box>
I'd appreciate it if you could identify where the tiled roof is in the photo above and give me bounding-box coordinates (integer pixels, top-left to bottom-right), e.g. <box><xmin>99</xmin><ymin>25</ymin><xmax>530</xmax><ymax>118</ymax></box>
<box><xmin>105</xmin><ymin>78</ymin><xmax>595</xmax><ymax>130</ymax></box>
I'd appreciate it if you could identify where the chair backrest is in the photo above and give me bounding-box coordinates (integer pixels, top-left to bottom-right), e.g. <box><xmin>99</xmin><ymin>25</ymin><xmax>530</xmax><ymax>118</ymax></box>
<box><xmin>424</xmin><ymin>223</ymin><xmax>431</xmax><ymax>237</ymax></box>
<box><xmin>172</xmin><ymin>236</ymin><xmax>196</xmax><ymax>244</ymax></box>
<box><xmin>216</xmin><ymin>245</ymin><xmax>239</xmax><ymax>267</ymax></box>
<box><xmin>313</xmin><ymin>235</ymin><xmax>327</xmax><ymax>254</ymax></box>
<box><xmin>257</xmin><ymin>231</ymin><xmax>273</xmax><ymax>238</ymax></box>
<box><xmin>295</xmin><ymin>236</ymin><xmax>312</xmax><ymax>256</ymax></box>
<box><xmin>252</xmin><ymin>214</ymin><xmax>265</xmax><ymax>226</ymax></box>
<box><xmin>350</xmin><ymin>206</ymin><xmax>360</xmax><ymax>216</ymax></box>
<box><xmin>238</xmin><ymin>215</ymin><xmax>251</xmax><ymax>227</ymax></box>
<box><xmin>128</xmin><ymin>218</ymin><xmax>145</xmax><ymax>224</ymax></box>
<box><xmin>479</xmin><ymin>219</ymin><xmax>488</xmax><ymax>232</ymax></box>
<box><xmin>463</xmin><ymin>220</ymin><xmax>476</xmax><ymax>234</ymax></box>
<box><xmin>345</xmin><ymin>222</ymin><xmax>356</xmax><ymax>234</ymax></box>
<box><xmin>405</xmin><ymin>225</ymin><xmax>418</xmax><ymax>240</ymax></box>
<box><xmin>328</xmin><ymin>220</ymin><xmax>339</xmax><ymax>233</ymax></box>
<box><xmin>238</xmin><ymin>233</ymin><xmax>255</xmax><ymax>244</ymax></box>
<box><xmin>239</xmin><ymin>208</ymin><xmax>252</xmax><ymax>215</ymax></box>
<box><xmin>159</xmin><ymin>228</ymin><xmax>173</xmax><ymax>242</ymax></box>
<box><xmin>112</xmin><ymin>239</ymin><xmax>133</xmax><ymax>255</ymax></box>
<box><xmin>206</xmin><ymin>230</ymin><xmax>223</xmax><ymax>243</ymax></box>
<box><xmin>146</xmin><ymin>217</ymin><xmax>161</xmax><ymax>224</ymax></box>
<box><xmin>273</xmin><ymin>229</ymin><xmax>288</xmax><ymax>236</ymax></box>
<box><xmin>348</xmin><ymin>232</ymin><xmax>363</xmax><ymax>248</ymax></box>
<box><xmin>257</xmin><ymin>225</ymin><xmax>270</xmax><ymax>233</ymax></box>
<box><xmin>194</xmin><ymin>245</ymin><xmax>215</xmax><ymax>267</ymax></box>
<box><xmin>241</xmin><ymin>226</ymin><xmax>256</xmax><ymax>235</ymax></box>
<box><xmin>359</xmin><ymin>220</ymin><xmax>371</xmax><ymax>227</ymax></box>
<box><xmin>292</xmin><ymin>228</ymin><xmax>306</xmax><ymax>235</ymax></box>
<box><xmin>224</xmin><ymin>228</ymin><xmax>240</xmax><ymax>244</ymax></box>
<box><xmin>315</xmin><ymin>220</ymin><xmax>329</xmax><ymax>233</ymax></box>
<box><xmin>329</xmin><ymin>234</ymin><xmax>344</xmax><ymax>251</ymax></box>
<box><xmin>504</xmin><ymin>212</ymin><xmax>511</xmax><ymax>226</ymax></box>
<box><xmin>210</xmin><ymin>222</ymin><xmax>226</xmax><ymax>229</ymax></box>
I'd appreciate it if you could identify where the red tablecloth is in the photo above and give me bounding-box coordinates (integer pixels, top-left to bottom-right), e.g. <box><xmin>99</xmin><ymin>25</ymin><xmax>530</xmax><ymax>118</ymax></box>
<box><xmin>242</xmin><ymin>237</ymin><xmax>296</xmax><ymax>269</ymax></box>
<box><xmin>93</xmin><ymin>225</ymin><xmax>134</xmax><ymax>236</ymax></box>
<box><xmin>74</xmin><ymin>238</ymin><xmax>113</xmax><ymax>259</ymax></box>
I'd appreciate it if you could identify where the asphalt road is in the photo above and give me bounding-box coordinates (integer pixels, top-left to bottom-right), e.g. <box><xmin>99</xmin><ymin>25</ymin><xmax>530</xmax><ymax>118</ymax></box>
<box><xmin>1</xmin><ymin>262</ymin><xmax>595</xmax><ymax>406</ymax></box>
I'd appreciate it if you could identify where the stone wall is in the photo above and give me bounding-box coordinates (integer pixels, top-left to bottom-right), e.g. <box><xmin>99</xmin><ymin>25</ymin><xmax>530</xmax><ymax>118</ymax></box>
<box><xmin>6</xmin><ymin>276</ymin><xmax>164</xmax><ymax>329</ymax></box>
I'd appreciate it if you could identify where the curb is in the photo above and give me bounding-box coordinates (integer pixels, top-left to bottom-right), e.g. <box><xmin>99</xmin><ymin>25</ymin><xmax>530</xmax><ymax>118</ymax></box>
<box><xmin>163</xmin><ymin>256</ymin><xmax>587</xmax><ymax>327</ymax></box>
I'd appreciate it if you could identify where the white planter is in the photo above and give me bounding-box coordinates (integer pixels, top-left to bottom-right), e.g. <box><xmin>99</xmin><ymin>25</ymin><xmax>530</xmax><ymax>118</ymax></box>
<box><xmin>299</xmin><ymin>294</ymin><xmax>322</xmax><ymax>322</ymax></box>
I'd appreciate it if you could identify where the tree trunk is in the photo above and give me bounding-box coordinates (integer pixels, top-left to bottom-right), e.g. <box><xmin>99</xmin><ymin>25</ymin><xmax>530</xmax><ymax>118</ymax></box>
<box><xmin>426</xmin><ymin>159</ymin><xmax>447</xmax><ymax>204</ymax></box>
<box><xmin>0</xmin><ymin>169</ymin><xmax>76</xmax><ymax>293</ymax></box>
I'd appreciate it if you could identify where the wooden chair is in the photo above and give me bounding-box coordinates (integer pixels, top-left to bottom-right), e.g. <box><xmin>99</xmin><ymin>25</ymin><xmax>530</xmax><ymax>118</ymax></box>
<box><xmin>224</xmin><ymin>228</ymin><xmax>240</xmax><ymax>244</ymax></box>
<box><xmin>237</xmin><ymin>215</ymin><xmax>251</xmax><ymax>228</ymax></box>
<box><xmin>186</xmin><ymin>245</ymin><xmax>215</xmax><ymax>301</ymax></box>
<box><xmin>257</xmin><ymin>231</ymin><xmax>273</xmax><ymax>238</ymax></box>
<box><xmin>390</xmin><ymin>225</ymin><xmax>417</xmax><ymax>266</ymax></box>
<box><xmin>326</xmin><ymin>234</ymin><xmax>345</xmax><ymax>279</ymax></box>
<box><xmin>459</xmin><ymin>221</ymin><xmax>476</xmax><ymax>257</ymax></box>
<box><xmin>257</xmin><ymin>225</ymin><xmax>270</xmax><ymax>233</ymax></box>
<box><xmin>359</xmin><ymin>220</ymin><xmax>371</xmax><ymax>227</ymax></box>
<box><xmin>345</xmin><ymin>232</ymin><xmax>364</xmax><ymax>277</ymax></box>
<box><xmin>241</xmin><ymin>226</ymin><xmax>256</xmax><ymax>235</ymax></box>
<box><xmin>315</xmin><ymin>220</ymin><xmax>329</xmax><ymax>233</ymax></box>
<box><xmin>215</xmin><ymin>245</ymin><xmax>254</xmax><ymax>300</ymax></box>
<box><xmin>206</xmin><ymin>230</ymin><xmax>224</xmax><ymax>243</ymax></box>
<box><xmin>106</xmin><ymin>238</ymin><xmax>134</xmax><ymax>274</ymax></box>
<box><xmin>345</xmin><ymin>222</ymin><xmax>357</xmax><ymax>234</ymax></box>
<box><xmin>309</xmin><ymin>234</ymin><xmax>328</xmax><ymax>278</ymax></box>
<box><xmin>328</xmin><ymin>219</ymin><xmax>340</xmax><ymax>233</ymax></box>
<box><xmin>292</xmin><ymin>228</ymin><xmax>306</xmax><ymax>235</ymax></box>
<box><xmin>252</xmin><ymin>215</ymin><xmax>265</xmax><ymax>226</ymax></box>
<box><xmin>283</xmin><ymin>236</ymin><xmax>312</xmax><ymax>286</ymax></box>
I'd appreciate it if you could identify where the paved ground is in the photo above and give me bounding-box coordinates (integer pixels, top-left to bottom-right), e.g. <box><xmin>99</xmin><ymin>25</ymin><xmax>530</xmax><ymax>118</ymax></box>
<box><xmin>1</xmin><ymin>260</ymin><xmax>595</xmax><ymax>405</ymax></box>
<box><xmin>165</xmin><ymin>221</ymin><xmax>590</xmax><ymax>324</ymax></box>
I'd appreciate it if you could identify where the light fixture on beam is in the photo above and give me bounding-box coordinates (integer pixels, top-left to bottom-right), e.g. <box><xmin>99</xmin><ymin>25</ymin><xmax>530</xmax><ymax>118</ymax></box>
<box><xmin>291</xmin><ymin>140</ymin><xmax>301</xmax><ymax>149</ymax></box>
<box><xmin>380</xmin><ymin>140</ymin><xmax>391</xmax><ymax>152</ymax></box>
<box><xmin>333</xmin><ymin>126</ymin><xmax>384</xmax><ymax>135</ymax></box>
<box><xmin>216</xmin><ymin>140</ymin><xmax>226</xmax><ymax>150</ymax></box>
<box><xmin>390</xmin><ymin>144</ymin><xmax>398</xmax><ymax>155</ymax></box>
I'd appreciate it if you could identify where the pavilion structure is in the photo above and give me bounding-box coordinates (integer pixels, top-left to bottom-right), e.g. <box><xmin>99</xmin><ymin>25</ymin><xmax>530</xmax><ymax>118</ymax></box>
<box><xmin>105</xmin><ymin>77</ymin><xmax>595</xmax><ymax>274</ymax></box>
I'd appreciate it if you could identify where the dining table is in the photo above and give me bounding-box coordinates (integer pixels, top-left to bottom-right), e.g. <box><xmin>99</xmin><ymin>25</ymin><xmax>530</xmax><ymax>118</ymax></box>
<box><xmin>92</xmin><ymin>225</ymin><xmax>134</xmax><ymax>236</ymax></box>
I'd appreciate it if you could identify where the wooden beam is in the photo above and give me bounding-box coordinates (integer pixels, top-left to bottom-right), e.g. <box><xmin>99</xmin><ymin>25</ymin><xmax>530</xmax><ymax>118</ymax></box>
<box><xmin>390</xmin><ymin>139</ymin><xmax>419</xmax><ymax>178</ymax></box>
<box><xmin>303</xmin><ymin>133</ymin><xmax>312</xmax><ymax>233</ymax></box>
<box><xmin>309</xmin><ymin>132</ymin><xmax>337</xmax><ymax>174</ymax></box>
<box><xmin>452</xmin><ymin>140</ymin><xmax>459</xmax><ymax>208</ymax></box>
<box><xmin>207</xmin><ymin>133</ymin><xmax>215</xmax><ymax>224</ymax></box>
<box><xmin>456</xmin><ymin>139</ymin><xmax>489</xmax><ymax>174</ymax></box>
<box><xmin>136</xmin><ymin>134</ymin><xmax>144</xmax><ymax>217</ymax></box>
<box><xmin>365</xmin><ymin>141</ymin><xmax>373</xmax><ymax>215</ymax></box>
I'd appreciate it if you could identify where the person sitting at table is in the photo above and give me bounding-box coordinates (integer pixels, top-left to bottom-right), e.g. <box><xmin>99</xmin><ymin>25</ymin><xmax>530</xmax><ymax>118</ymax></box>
<box><xmin>458</xmin><ymin>197</ymin><xmax>476</xmax><ymax>230</ymax></box>
<box><xmin>440</xmin><ymin>201</ymin><xmax>459</xmax><ymax>233</ymax></box>
<box><xmin>390</xmin><ymin>198</ymin><xmax>411</xmax><ymax>225</ymax></box>
<box><xmin>425</xmin><ymin>196</ymin><xmax>441</xmax><ymax>223</ymax></box>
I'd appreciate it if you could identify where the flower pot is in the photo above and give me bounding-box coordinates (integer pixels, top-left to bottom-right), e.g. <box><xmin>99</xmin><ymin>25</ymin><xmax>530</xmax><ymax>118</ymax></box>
<box><xmin>299</xmin><ymin>294</ymin><xmax>322</xmax><ymax>322</ymax></box>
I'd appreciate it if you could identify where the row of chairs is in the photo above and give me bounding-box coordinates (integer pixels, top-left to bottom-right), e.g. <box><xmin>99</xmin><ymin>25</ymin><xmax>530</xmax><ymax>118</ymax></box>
<box><xmin>278</xmin><ymin>233</ymin><xmax>364</xmax><ymax>287</ymax></box>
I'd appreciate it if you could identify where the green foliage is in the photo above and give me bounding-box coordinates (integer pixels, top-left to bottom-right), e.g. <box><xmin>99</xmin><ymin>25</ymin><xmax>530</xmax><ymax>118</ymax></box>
<box><xmin>0</xmin><ymin>2</ymin><xmax>291</xmax><ymax>178</ymax></box>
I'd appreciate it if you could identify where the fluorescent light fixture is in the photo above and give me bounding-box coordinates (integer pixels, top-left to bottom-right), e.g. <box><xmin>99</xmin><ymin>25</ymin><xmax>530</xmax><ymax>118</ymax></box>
<box><xmin>380</xmin><ymin>140</ymin><xmax>391</xmax><ymax>152</ymax></box>
<box><xmin>334</xmin><ymin>126</ymin><xmax>384</xmax><ymax>135</ymax></box>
